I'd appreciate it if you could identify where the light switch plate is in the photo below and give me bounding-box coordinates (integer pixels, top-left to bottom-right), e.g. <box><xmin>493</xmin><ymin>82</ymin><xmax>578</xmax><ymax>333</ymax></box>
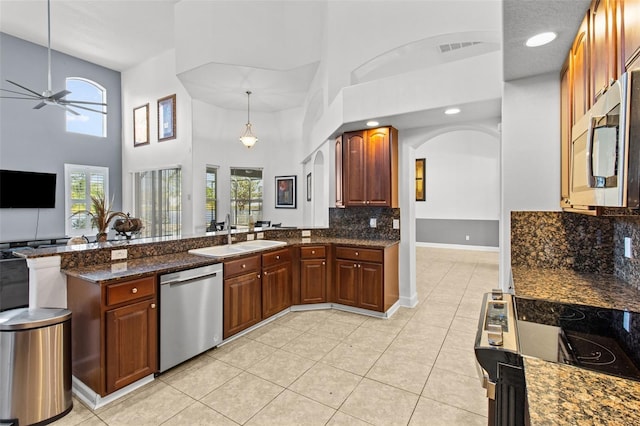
<box><xmin>625</xmin><ymin>237</ymin><xmax>632</xmax><ymax>258</ymax></box>
<box><xmin>369</xmin><ymin>218</ymin><xmax>377</xmax><ymax>228</ymax></box>
<box><xmin>246</xmin><ymin>234</ymin><xmax>255</xmax><ymax>241</ymax></box>
<box><xmin>393</xmin><ymin>219</ymin><xmax>400</xmax><ymax>229</ymax></box>
<box><xmin>256</xmin><ymin>232</ymin><xmax>264</xmax><ymax>239</ymax></box>
<box><xmin>301</xmin><ymin>230</ymin><xmax>311</xmax><ymax>237</ymax></box>
<box><xmin>111</xmin><ymin>249</ymin><xmax>127</xmax><ymax>260</ymax></box>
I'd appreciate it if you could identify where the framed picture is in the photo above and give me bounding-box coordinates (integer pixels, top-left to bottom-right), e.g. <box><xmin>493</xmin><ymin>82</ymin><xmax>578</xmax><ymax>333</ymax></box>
<box><xmin>133</xmin><ymin>104</ymin><xmax>149</xmax><ymax>146</ymax></box>
<box><xmin>275</xmin><ymin>175</ymin><xmax>297</xmax><ymax>209</ymax></box>
<box><xmin>158</xmin><ymin>94</ymin><xmax>176</xmax><ymax>141</ymax></box>
<box><xmin>306</xmin><ymin>172</ymin><xmax>312</xmax><ymax>202</ymax></box>
<box><xmin>416</xmin><ymin>158</ymin><xmax>426</xmax><ymax>201</ymax></box>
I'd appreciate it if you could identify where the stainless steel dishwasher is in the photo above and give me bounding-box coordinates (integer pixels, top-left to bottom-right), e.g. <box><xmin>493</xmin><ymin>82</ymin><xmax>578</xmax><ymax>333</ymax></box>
<box><xmin>159</xmin><ymin>263</ymin><xmax>223</xmax><ymax>372</ymax></box>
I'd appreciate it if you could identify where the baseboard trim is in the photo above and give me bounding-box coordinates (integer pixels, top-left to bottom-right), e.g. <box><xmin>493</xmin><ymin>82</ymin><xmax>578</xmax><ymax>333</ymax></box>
<box><xmin>416</xmin><ymin>242</ymin><xmax>499</xmax><ymax>252</ymax></box>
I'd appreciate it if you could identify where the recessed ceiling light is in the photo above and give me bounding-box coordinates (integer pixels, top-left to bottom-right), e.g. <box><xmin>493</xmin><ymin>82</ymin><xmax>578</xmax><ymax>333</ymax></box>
<box><xmin>525</xmin><ymin>32</ymin><xmax>557</xmax><ymax>47</ymax></box>
<box><xmin>366</xmin><ymin>120</ymin><xmax>379</xmax><ymax>127</ymax></box>
<box><xmin>444</xmin><ymin>108</ymin><xmax>460</xmax><ymax>115</ymax></box>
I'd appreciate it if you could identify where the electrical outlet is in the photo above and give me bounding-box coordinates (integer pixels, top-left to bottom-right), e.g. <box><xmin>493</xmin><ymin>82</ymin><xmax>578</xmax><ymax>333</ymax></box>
<box><xmin>369</xmin><ymin>218</ymin><xmax>377</xmax><ymax>228</ymax></box>
<box><xmin>301</xmin><ymin>230</ymin><xmax>311</xmax><ymax>237</ymax></box>
<box><xmin>623</xmin><ymin>310</ymin><xmax>631</xmax><ymax>333</ymax></box>
<box><xmin>246</xmin><ymin>233</ymin><xmax>255</xmax><ymax>241</ymax></box>
<box><xmin>465</xmin><ymin>235</ymin><xmax>470</xmax><ymax>241</ymax></box>
<box><xmin>393</xmin><ymin>219</ymin><xmax>400</xmax><ymax>229</ymax></box>
<box><xmin>111</xmin><ymin>249</ymin><xmax>127</xmax><ymax>260</ymax></box>
<box><xmin>256</xmin><ymin>232</ymin><xmax>264</xmax><ymax>239</ymax></box>
<box><xmin>625</xmin><ymin>237</ymin><xmax>632</xmax><ymax>258</ymax></box>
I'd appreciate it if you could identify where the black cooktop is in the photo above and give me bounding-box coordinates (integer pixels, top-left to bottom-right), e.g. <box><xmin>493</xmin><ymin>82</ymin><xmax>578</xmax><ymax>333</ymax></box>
<box><xmin>564</xmin><ymin>330</ymin><xmax>640</xmax><ymax>382</ymax></box>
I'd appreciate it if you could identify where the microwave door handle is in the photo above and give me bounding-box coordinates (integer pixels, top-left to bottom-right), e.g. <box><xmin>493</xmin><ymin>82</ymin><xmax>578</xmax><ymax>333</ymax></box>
<box><xmin>586</xmin><ymin>117</ymin><xmax>597</xmax><ymax>188</ymax></box>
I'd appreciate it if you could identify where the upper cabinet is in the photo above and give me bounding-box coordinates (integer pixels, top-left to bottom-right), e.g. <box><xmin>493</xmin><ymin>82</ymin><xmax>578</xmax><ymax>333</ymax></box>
<box><xmin>591</xmin><ymin>0</ymin><xmax>617</xmax><ymax>104</ymax></box>
<box><xmin>337</xmin><ymin>126</ymin><xmax>399</xmax><ymax>208</ymax></box>
<box><xmin>572</xmin><ymin>13</ymin><xmax>591</xmax><ymax>125</ymax></box>
<box><xmin>620</xmin><ymin>0</ymin><xmax>640</xmax><ymax>69</ymax></box>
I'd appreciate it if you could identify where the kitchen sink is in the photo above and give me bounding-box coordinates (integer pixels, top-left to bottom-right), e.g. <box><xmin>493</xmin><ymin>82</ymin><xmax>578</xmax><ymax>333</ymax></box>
<box><xmin>188</xmin><ymin>240</ymin><xmax>287</xmax><ymax>258</ymax></box>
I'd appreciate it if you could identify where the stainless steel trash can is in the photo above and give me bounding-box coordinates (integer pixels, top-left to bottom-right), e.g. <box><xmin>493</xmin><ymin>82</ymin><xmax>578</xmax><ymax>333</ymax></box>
<box><xmin>0</xmin><ymin>308</ymin><xmax>72</xmax><ymax>425</ymax></box>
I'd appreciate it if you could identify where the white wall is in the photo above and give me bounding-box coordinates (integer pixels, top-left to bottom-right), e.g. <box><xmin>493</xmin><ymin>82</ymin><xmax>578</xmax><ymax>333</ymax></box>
<box><xmin>415</xmin><ymin>129</ymin><xmax>500</xmax><ymax>220</ymax></box>
<box><xmin>500</xmin><ymin>72</ymin><xmax>561</xmax><ymax>288</ymax></box>
<box><xmin>121</xmin><ymin>49</ymin><xmax>194</xmax><ymax>235</ymax></box>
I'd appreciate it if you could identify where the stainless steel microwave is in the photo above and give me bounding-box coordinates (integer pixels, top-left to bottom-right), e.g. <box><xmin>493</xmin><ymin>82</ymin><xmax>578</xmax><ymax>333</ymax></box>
<box><xmin>570</xmin><ymin>70</ymin><xmax>640</xmax><ymax>209</ymax></box>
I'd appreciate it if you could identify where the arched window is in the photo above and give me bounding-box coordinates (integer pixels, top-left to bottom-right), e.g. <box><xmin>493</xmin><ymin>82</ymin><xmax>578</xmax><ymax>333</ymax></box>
<box><xmin>65</xmin><ymin>77</ymin><xmax>106</xmax><ymax>137</ymax></box>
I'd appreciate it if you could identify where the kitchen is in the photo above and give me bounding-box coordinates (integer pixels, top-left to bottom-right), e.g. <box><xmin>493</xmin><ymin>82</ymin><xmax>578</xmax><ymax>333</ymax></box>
<box><xmin>1</xmin><ymin>0</ymin><xmax>640</xmax><ymax>425</ymax></box>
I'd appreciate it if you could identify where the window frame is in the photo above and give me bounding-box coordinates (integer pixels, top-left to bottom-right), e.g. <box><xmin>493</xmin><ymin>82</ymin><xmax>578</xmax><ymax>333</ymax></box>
<box><xmin>133</xmin><ymin>167</ymin><xmax>182</xmax><ymax>238</ymax></box>
<box><xmin>230</xmin><ymin>168</ymin><xmax>263</xmax><ymax>226</ymax></box>
<box><xmin>65</xmin><ymin>77</ymin><xmax>107</xmax><ymax>138</ymax></box>
<box><xmin>205</xmin><ymin>166</ymin><xmax>218</xmax><ymax>231</ymax></box>
<box><xmin>64</xmin><ymin>164</ymin><xmax>109</xmax><ymax>237</ymax></box>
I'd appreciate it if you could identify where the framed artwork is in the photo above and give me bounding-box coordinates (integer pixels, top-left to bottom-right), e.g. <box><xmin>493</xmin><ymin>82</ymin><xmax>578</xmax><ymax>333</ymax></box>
<box><xmin>306</xmin><ymin>173</ymin><xmax>312</xmax><ymax>202</ymax></box>
<box><xmin>133</xmin><ymin>104</ymin><xmax>149</xmax><ymax>146</ymax></box>
<box><xmin>416</xmin><ymin>158</ymin><xmax>426</xmax><ymax>201</ymax></box>
<box><xmin>276</xmin><ymin>175</ymin><xmax>297</xmax><ymax>209</ymax></box>
<box><xmin>158</xmin><ymin>94</ymin><xmax>176</xmax><ymax>141</ymax></box>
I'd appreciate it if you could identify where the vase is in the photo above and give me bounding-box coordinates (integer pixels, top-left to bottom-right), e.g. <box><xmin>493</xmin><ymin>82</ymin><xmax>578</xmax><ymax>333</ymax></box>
<box><xmin>96</xmin><ymin>232</ymin><xmax>108</xmax><ymax>242</ymax></box>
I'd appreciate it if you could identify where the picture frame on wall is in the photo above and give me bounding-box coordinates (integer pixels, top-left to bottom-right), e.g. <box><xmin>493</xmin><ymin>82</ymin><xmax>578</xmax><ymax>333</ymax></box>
<box><xmin>306</xmin><ymin>172</ymin><xmax>312</xmax><ymax>202</ymax></box>
<box><xmin>158</xmin><ymin>94</ymin><xmax>176</xmax><ymax>141</ymax></box>
<box><xmin>133</xmin><ymin>104</ymin><xmax>149</xmax><ymax>146</ymax></box>
<box><xmin>416</xmin><ymin>158</ymin><xmax>426</xmax><ymax>201</ymax></box>
<box><xmin>276</xmin><ymin>175</ymin><xmax>297</xmax><ymax>209</ymax></box>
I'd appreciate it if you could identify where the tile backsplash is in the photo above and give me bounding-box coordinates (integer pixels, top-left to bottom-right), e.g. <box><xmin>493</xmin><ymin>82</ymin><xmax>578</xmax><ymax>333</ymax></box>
<box><xmin>327</xmin><ymin>207</ymin><xmax>400</xmax><ymax>240</ymax></box>
<box><xmin>511</xmin><ymin>211</ymin><xmax>640</xmax><ymax>288</ymax></box>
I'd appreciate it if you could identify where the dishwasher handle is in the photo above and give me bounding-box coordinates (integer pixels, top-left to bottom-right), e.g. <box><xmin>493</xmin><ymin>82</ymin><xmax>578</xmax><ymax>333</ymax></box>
<box><xmin>161</xmin><ymin>272</ymin><xmax>219</xmax><ymax>286</ymax></box>
<box><xmin>160</xmin><ymin>264</ymin><xmax>223</xmax><ymax>285</ymax></box>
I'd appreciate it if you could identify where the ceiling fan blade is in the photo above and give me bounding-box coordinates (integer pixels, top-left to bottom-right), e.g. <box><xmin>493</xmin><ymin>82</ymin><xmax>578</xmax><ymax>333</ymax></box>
<box><xmin>60</xmin><ymin>99</ymin><xmax>108</xmax><ymax>106</ymax></box>
<box><xmin>6</xmin><ymin>80</ymin><xmax>43</xmax><ymax>98</ymax></box>
<box><xmin>50</xmin><ymin>90</ymin><xmax>71</xmax><ymax>101</ymax></box>
<box><xmin>61</xmin><ymin>105</ymin><xmax>80</xmax><ymax>116</ymax></box>
<box><xmin>33</xmin><ymin>101</ymin><xmax>47</xmax><ymax>109</ymax></box>
<box><xmin>0</xmin><ymin>88</ymin><xmax>42</xmax><ymax>98</ymax></box>
<box><xmin>66</xmin><ymin>103</ymin><xmax>107</xmax><ymax>115</ymax></box>
<box><xmin>0</xmin><ymin>96</ymin><xmax>44</xmax><ymax>100</ymax></box>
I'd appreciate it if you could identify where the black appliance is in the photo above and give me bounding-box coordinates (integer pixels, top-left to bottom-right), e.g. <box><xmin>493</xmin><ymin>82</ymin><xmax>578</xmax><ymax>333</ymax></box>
<box><xmin>0</xmin><ymin>169</ymin><xmax>56</xmax><ymax>208</ymax></box>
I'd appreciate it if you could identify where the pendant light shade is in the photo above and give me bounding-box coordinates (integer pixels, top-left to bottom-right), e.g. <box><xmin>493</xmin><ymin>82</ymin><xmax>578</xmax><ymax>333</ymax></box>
<box><xmin>239</xmin><ymin>91</ymin><xmax>258</xmax><ymax>148</ymax></box>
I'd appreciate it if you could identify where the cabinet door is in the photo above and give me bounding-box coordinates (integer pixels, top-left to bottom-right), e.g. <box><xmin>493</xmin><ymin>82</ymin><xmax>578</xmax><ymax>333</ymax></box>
<box><xmin>591</xmin><ymin>0</ymin><xmax>615</xmax><ymax>102</ymax></box>
<box><xmin>365</xmin><ymin>127</ymin><xmax>391</xmax><ymax>206</ymax></box>
<box><xmin>560</xmin><ymin>56</ymin><xmax>572</xmax><ymax>208</ymax></box>
<box><xmin>224</xmin><ymin>272</ymin><xmax>262</xmax><ymax>338</ymax></box>
<box><xmin>343</xmin><ymin>131</ymin><xmax>367</xmax><ymax>206</ymax></box>
<box><xmin>334</xmin><ymin>260</ymin><xmax>358</xmax><ymax>306</ymax></box>
<box><xmin>262</xmin><ymin>262</ymin><xmax>292</xmax><ymax>319</ymax></box>
<box><xmin>358</xmin><ymin>262</ymin><xmax>383</xmax><ymax>312</ymax></box>
<box><xmin>335</xmin><ymin>136</ymin><xmax>344</xmax><ymax>207</ymax></box>
<box><xmin>572</xmin><ymin>13</ymin><xmax>590</xmax><ymax>125</ymax></box>
<box><xmin>105</xmin><ymin>298</ymin><xmax>157</xmax><ymax>394</ymax></box>
<box><xmin>621</xmin><ymin>0</ymin><xmax>640</xmax><ymax>68</ymax></box>
<box><xmin>300</xmin><ymin>259</ymin><xmax>326</xmax><ymax>304</ymax></box>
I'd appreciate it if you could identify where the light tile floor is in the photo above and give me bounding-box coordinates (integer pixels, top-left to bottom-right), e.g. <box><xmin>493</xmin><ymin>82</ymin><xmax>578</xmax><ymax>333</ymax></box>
<box><xmin>53</xmin><ymin>247</ymin><xmax>496</xmax><ymax>425</ymax></box>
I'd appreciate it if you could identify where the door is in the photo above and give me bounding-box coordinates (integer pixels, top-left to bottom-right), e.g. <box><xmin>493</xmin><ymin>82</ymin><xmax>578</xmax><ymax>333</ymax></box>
<box><xmin>365</xmin><ymin>127</ymin><xmax>391</xmax><ymax>206</ymax></box>
<box><xmin>262</xmin><ymin>262</ymin><xmax>292</xmax><ymax>319</ymax></box>
<box><xmin>334</xmin><ymin>260</ymin><xmax>358</xmax><ymax>306</ymax></box>
<box><xmin>343</xmin><ymin>131</ymin><xmax>367</xmax><ymax>206</ymax></box>
<box><xmin>224</xmin><ymin>272</ymin><xmax>262</xmax><ymax>338</ymax></box>
<box><xmin>358</xmin><ymin>262</ymin><xmax>383</xmax><ymax>311</ymax></box>
<box><xmin>300</xmin><ymin>259</ymin><xmax>326</xmax><ymax>304</ymax></box>
<box><xmin>105</xmin><ymin>298</ymin><xmax>157</xmax><ymax>394</ymax></box>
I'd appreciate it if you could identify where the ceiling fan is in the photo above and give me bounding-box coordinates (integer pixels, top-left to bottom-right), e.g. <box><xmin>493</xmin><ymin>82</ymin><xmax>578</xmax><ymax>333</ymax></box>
<box><xmin>0</xmin><ymin>0</ymin><xmax>107</xmax><ymax>116</ymax></box>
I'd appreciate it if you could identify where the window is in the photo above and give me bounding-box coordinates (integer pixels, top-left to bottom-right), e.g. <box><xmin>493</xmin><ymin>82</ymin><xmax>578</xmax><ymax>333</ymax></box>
<box><xmin>205</xmin><ymin>167</ymin><xmax>218</xmax><ymax>231</ymax></box>
<box><xmin>65</xmin><ymin>77</ymin><xmax>106</xmax><ymax>137</ymax></box>
<box><xmin>134</xmin><ymin>167</ymin><xmax>181</xmax><ymax>238</ymax></box>
<box><xmin>230</xmin><ymin>168</ymin><xmax>263</xmax><ymax>226</ymax></box>
<box><xmin>64</xmin><ymin>164</ymin><xmax>109</xmax><ymax>237</ymax></box>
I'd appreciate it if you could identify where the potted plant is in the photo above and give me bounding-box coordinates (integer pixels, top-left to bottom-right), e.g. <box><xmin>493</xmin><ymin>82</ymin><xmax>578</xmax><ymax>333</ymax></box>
<box><xmin>73</xmin><ymin>193</ymin><xmax>126</xmax><ymax>242</ymax></box>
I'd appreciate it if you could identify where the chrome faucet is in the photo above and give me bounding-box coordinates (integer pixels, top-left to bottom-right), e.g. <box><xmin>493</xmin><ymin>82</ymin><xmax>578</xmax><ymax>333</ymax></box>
<box><xmin>226</xmin><ymin>213</ymin><xmax>232</xmax><ymax>245</ymax></box>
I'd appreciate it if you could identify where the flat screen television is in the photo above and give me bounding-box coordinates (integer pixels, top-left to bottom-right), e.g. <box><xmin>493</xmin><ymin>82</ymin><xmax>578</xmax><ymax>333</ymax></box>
<box><xmin>0</xmin><ymin>169</ymin><xmax>57</xmax><ymax>208</ymax></box>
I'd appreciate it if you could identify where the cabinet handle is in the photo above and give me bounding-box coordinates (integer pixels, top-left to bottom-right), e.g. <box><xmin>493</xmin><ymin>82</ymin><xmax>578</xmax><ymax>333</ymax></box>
<box><xmin>276</xmin><ymin>255</ymin><xmax>280</xmax><ymax>260</ymax></box>
<box><xmin>264</xmin><ymin>271</ymin><xmax>268</xmax><ymax>275</ymax></box>
<box><xmin>355</xmin><ymin>251</ymin><xmax>359</xmax><ymax>256</ymax></box>
<box><xmin>311</xmin><ymin>250</ymin><xmax>315</xmax><ymax>254</ymax></box>
<box><xmin>131</xmin><ymin>287</ymin><xmax>138</xmax><ymax>294</ymax></box>
<box><xmin>353</xmin><ymin>264</ymin><xmax>357</xmax><ymax>267</ymax></box>
<box><xmin>358</xmin><ymin>264</ymin><xmax>361</xmax><ymax>268</ymax></box>
<box><xmin>322</xmin><ymin>261</ymin><xmax>325</xmax><ymax>265</ymax></box>
<box><xmin>150</xmin><ymin>303</ymin><xmax>156</xmax><ymax>309</ymax></box>
<box><xmin>257</xmin><ymin>274</ymin><xmax>261</xmax><ymax>279</ymax></box>
<box><xmin>242</xmin><ymin>264</ymin><xmax>246</xmax><ymax>269</ymax></box>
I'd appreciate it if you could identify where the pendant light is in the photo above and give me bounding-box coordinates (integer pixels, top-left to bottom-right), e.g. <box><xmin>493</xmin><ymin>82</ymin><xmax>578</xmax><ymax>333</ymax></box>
<box><xmin>239</xmin><ymin>91</ymin><xmax>258</xmax><ymax>148</ymax></box>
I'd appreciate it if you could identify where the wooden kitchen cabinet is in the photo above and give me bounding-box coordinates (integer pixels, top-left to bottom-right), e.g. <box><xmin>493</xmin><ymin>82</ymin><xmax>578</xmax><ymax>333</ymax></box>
<box><xmin>261</xmin><ymin>248</ymin><xmax>292</xmax><ymax>319</ymax></box>
<box><xmin>572</xmin><ymin>13</ymin><xmax>591</xmax><ymax>125</ymax></box>
<box><xmin>340</xmin><ymin>126</ymin><xmax>398</xmax><ymax>208</ymax></box>
<box><xmin>299</xmin><ymin>245</ymin><xmax>327</xmax><ymax>304</ymax></box>
<box><xmin>332</xmin><ymin>244</ymin><xmax>399</xmax><ymax>312</ymax></box>
<box><xmin>620</xmin><ymin>0</ymin><xmax>640</xmax><ymax>69</ymax></box>
<box><xmin>591</xmin><ymin>0</ymin><xmax>617</xmax><ymax>103</ymax></box>
<box><xmin>560</xmin><ymin>56</ymin><xmax>572</xmax><ymax>209</ymax></box>
<box><xmin>335</xmin><ymin>135</ymin><xmax>344</xmax><ymax>207</ymax></box>
<box><xmin>67</xmin><ymin>274</ymin><xmax>158</xmax><ymax>396</ymax></box>
<box><xmin>223</xmin><ymin>254</ymin><xmax>262</xmax><ymax>338</ymax></box>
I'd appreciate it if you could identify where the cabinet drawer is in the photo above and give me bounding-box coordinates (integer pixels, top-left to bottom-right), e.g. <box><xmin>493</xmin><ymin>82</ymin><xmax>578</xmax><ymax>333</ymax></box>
<box><xmin>106</xmin><ymin>276</ymin><xmax>155</xmax><ymax>307</ymax></box>
<box><xmin>335</xmin><ymin>247</ymin><xmax>383</xmax><ymax>263</ymax></box>
<box><xmin>300</xmin><ymin>245</ymin><xmax>326</xmax><ymax>259</ymax></box>
<box><xmin>262</xmin><ymin>248</ymin><xmax>292</xmax><ymax>268</ymax></box>
<box><xmin>224</xmin><ymin>254</ymin><xmax>260</xmax><ymax>278</ymax></box>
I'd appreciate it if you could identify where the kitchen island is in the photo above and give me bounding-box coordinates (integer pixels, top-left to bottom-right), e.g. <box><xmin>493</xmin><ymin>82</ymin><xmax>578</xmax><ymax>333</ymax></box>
<box><xmin>511</xmin><ymin>266</ymin><xmax>640</xmax><ymax>425</ymax></box>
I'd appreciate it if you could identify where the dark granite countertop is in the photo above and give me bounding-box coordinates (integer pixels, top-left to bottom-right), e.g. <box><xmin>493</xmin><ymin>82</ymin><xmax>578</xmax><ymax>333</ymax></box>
<box><xmin>63</xmin><ymin>237</ymin><xmax>399</xmax><ymax>284</ymax></box>
<box><xmin>524</xmin><ymin>356</ymin><xmax>640</xmax><ymax>426</ymax></box>
<box><xmin>511</xmin><ymin>266</ymin><xmax>640</xmax><ymax>313</ymax></box>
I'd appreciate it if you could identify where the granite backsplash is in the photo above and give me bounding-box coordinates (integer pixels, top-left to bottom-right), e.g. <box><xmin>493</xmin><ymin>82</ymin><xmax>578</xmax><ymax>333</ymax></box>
<box><xmin>327</xmin><ymin>207</ymin><xmax>400</xmax><ymax>240</ymax></box>
<box><xmin>511</xmin><ymin>211</ymin><xmax>640</xmax><ymax>288</ymax></box>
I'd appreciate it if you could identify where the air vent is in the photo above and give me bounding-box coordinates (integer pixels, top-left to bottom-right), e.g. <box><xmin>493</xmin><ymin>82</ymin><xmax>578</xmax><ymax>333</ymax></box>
<box><xmin>439</xmin><ymin>41</ymin><xmax>483</xmax><ymax>53</ymax></box>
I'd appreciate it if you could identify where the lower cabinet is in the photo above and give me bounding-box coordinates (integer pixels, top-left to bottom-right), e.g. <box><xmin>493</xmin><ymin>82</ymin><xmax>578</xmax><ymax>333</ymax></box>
<box><xmin>333</xmin><ymin>244</ymin><xmax>398</xmax><ymax>312</ymax></box>
<box><xmin>299</xmin><ymin>245</ymin><xmax>327</xmax><ymax>304</ymax></box>
<box><xmin>262</xmin><ymin>248</ymin><xmax>293</xmax><ymax>319</ymax></box>
<box><xmin>67</xmin><ymin>275</ymin><xmax>158</xmax><ymax>396</ymax></box>
<box><xmin>223</xmin><ymin>254</ymin><xmax>262</xmax><ymax>339</ymax></box>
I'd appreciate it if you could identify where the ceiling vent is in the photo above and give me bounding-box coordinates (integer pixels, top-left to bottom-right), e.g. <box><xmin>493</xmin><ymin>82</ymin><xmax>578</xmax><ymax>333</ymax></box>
<box><xmin>439</xmin><ymin>41</ymin><xmax>483</xmax><ymax>53</ymax></box>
